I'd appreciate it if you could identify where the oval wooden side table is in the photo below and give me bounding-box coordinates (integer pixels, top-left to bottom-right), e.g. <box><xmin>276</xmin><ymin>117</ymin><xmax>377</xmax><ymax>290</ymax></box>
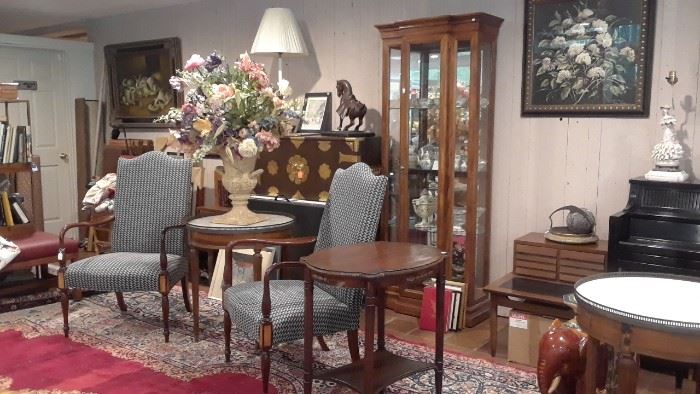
<box><xmin>187</xmin><ymin>212</ymin><xmax>294</xmax><ymax>341</ymax></box>
<box><xmin>574</xmin><ymin>272</ymin><xmax>700</xmax><ymax>394</ymax></box>
<box><xmin>301</xmin><ymin>241</ymin><xmax>447</xmax><ymax>393</ymax></box>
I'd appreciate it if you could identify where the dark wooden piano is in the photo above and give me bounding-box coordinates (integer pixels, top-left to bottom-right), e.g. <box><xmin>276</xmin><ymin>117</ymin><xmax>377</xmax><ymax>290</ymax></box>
<box><xmin>609</xmin><ymin>178</ymin><xmax>700</xmax><ymax>276</ymax></box>
<box><xmin>609</xmin><ymin>177</ymin><xmax>700</xmax><ymax>389</ymax></box>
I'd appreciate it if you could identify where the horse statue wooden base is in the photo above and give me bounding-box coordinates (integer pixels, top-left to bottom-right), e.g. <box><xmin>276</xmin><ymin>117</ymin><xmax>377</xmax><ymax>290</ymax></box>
<box><xmin>336</xmin><ymin>80</ymin><xmax>367</xmax><ymax>131</ymax></box>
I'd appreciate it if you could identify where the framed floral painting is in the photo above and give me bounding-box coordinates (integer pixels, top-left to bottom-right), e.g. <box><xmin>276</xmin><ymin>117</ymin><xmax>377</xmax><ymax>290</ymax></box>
<box><xmin>105</xmin><ymin>37</ymin><xmax>182</xmax><ymax>128</ymax></box>
<box><xmin>521</xmin><ymin>0</ymin><xmax>656</xmax><ymax>117</ymax></box>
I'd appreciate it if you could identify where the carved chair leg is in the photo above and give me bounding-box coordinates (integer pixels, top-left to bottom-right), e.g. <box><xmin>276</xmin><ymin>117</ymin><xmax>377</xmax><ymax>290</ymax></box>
<box><xmin>347</xmin><ymin>329</ymin><xmax>360</xmax><ymax>362</ymax></box>
<box><xmin>181</xmin><ymin>276</ymin><xmax>192</xmax><ymax>312</ymax></box>
<box><xmin>224</xmin><ymin>310</ymin><xmax>231</xmax><ymax>362</ymax></box>
<box><xmin>115</xmin><ymin>292</ymin><xmax>127</xmax><ymax>312</ymax></box>
<box><xmin>316</xmin><ymin>335</ymin><xmax>330</xmax><ymax>351</ymax></box>
<box><xmin>60</xmin><ymin>288</ymin><xmax>70</xmax><ymax>338</ymax></box>
<box><xmin>261</xmin><ymin>347</ymin><xmax>271</xmax><ymax>393</ymax></box>
<box><xmin>161</xmin><ymin>293</ymin><xmax>170</xmax><ymax>343</ymax></box>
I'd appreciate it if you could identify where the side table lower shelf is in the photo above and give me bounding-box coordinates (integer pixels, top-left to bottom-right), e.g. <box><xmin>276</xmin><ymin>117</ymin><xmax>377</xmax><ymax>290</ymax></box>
<box><xmin>315</xmin><ymin>350</ymin><xmax>434</xmax><ymax>392</ymax></box>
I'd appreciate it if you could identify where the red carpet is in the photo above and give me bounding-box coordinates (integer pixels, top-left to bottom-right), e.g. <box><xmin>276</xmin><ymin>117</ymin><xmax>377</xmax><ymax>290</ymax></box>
<box><xmin>0</xmin><ymin>330</ymin><xmax>272</xmax><ymax>394</ymax></box>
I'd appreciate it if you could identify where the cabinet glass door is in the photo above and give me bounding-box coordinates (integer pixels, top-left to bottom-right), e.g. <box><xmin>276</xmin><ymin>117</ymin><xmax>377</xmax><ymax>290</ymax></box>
<box><xmin>407</xmin><ymin>42</ymin><xmax>441</xmax><ymax>247</ymax></box>
<box><xmin>387</xmin><ymin>46</ymin><xmax>401</xmax><ymax>242</ymax></box>
<box><xmin>474</xmin><ymin>40</ymin><xmax>495</xmax><ymax>293</ymax></box>
<box><xmin>451</xmin><ymin>41</ymin><xmax>471</xmax><ymax>281</ymax></box>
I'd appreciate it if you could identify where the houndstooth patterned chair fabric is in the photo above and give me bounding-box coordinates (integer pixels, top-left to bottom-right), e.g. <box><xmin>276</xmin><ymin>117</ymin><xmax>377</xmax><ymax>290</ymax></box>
<box><xmin>65</xmin><ymin>253</ymin><xmax>188</xmax><ymax>292</ymax></box>
<box><xmin>224</xmin><ymin>280</ymin><xmax>355</xmax><ymax>344</ymax></box>
<box><xmin>65</xmin><ymin>152</ymin><xmax>192</xmax><ymax>292</ymax></box>
<box><xmin>111</xmin><ymin>151</ymin><xmax>192</xmax><ymax>257</ymax></box>
<box><xmin>223</xmin><ymin>162</ymin><xmax>387</xmax><ymax>345</ymax></box>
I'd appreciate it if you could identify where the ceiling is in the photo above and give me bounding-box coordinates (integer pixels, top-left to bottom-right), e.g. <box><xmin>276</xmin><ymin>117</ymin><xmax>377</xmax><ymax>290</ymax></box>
<box><xmin>0</xmin><ymin>0</ymin><xmax>203</xmax><ymax>33</ymax></box>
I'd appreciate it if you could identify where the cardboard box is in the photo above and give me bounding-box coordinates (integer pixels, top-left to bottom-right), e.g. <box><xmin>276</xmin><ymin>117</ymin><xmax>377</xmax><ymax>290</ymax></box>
<box><xmin>507</xmin><ymin>310</ymin><xmax>554</xmax><ymax>367</ymax></box>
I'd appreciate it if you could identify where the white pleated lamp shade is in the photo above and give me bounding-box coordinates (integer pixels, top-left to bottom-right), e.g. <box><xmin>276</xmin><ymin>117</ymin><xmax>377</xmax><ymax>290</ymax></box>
<box><xmin>251</xmin><ymin>8</ymin><xmax>308</xmax><ymax>56</ymax></box>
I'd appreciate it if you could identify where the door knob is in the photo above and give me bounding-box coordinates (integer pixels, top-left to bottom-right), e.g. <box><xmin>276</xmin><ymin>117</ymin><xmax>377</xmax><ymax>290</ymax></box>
<box><xmin>59</xmin><ymin>153</ymin><xmax>68</xmax><ymax>159</ymax></box>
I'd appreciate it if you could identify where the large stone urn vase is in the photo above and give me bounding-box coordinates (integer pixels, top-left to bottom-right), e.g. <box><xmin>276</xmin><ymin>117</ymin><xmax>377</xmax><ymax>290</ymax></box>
<box><xmin>212</xmin><ymin>153</ymin><xmax>264</xmax><ymax>225</ymax></box>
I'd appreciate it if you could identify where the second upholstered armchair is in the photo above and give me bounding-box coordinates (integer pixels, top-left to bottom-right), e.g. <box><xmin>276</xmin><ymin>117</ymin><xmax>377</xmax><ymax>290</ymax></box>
<box><xmin>221</xmin><ymin>162</ymin><xmax>387</xmax><ymax>393</ymax></box>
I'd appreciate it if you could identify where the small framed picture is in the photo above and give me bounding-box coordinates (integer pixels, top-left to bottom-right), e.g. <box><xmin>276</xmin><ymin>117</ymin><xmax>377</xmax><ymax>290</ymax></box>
<box><xmin>300</xmin><ymin>92</ymin><xmax>332</xmax><ymax>132</ymax></box>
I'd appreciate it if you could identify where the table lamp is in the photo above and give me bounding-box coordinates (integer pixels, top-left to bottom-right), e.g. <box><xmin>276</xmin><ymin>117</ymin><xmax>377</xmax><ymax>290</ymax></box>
<box><xmin>251</xmin><ymin>8</ymin><xmax>308</xmax><ymax>83</ymax></box>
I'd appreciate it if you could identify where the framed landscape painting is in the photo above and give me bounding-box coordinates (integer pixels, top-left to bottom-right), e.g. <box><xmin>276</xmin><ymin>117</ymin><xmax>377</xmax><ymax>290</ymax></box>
<box><xmin>521</xmin><ymin>0</ymin><xmax>656</xmax><ymax>117</ymax></box>
<box><xmin>105</xmin><ymin>37</ymin><xmax>182</xmax><ymax>128</ymax></box>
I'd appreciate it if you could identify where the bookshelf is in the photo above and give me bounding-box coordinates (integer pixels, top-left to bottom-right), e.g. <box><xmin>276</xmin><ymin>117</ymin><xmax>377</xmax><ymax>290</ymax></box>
<box><xmin>0</xmin><ymin>156</ymin><xmax>43</xmax><ymax>238</ymax></box>
<box><xmin>0</xmin><ymin>100</ymin><xmax>33</xmax><ymax>165</ymax></box>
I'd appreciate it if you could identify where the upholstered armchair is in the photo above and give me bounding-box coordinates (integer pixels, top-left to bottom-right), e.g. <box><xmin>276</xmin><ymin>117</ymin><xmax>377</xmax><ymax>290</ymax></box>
<box><xmin>222</xmin><ymin>162</ymin><xmax>387</xmax><ymax>393</ymax></box>
<box><xmin>57</xmin><ymin>152</ymin><xmax>193</xmax><ymax>342</ymax></box>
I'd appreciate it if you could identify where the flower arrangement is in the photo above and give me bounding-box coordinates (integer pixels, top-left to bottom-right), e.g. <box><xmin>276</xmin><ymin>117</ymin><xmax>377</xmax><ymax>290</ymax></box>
<box><xmin>156</xmin><ymin>52</ymin><xmax>293</xmax><ymax>161</ymax></box>
<box><xmin>532</xmin><ymin>2</ymin><xmax>638</xmax><ymax>104</ymax></box>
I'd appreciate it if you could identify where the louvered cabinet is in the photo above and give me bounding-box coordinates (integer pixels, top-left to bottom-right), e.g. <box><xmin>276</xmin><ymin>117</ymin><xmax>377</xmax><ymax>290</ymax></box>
<box><xmin>514</xmin><ymin>233</ymin><xmax>607</xmax><ymax>284</ymax></box>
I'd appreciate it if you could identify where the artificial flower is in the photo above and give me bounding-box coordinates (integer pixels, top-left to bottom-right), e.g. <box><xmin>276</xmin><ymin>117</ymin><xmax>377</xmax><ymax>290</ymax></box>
<box><xmin>256</xmin><ymin>130</ymin><xmax>280</xmax><ymax>152</ymax></box>
<box><xmin>204</xmin><ymin>52</ymin><xmax>222</xmax><ymax>72</ymax></box>
<box><xmin>193</xmin><ymin>118</ymin><xmax>213</xmax><ymax>136</ymax></box>
<box><xmin>169</xmin><ymin>76</ymin><xmax>183</xmax><ymax>90</ymax></box>
<box><xmin>277</xmin><ymin>79</ymin><xmax>292</xmax><ymax>97</ymax></box>
<box><xmin>181</xmin><ymin>103</ymin><xmax>196</xmax><ymax>113</ymax></box>
<box><xmin>214</xmin><ymin>84</ymin><xmax>235</xmax><ymax>98</ymax></box>
<box><xmin>237</xmin><ymin>138</ymin><xmax>259</xmax><ymax>158</ymax></box>
<box><xmin>155</xmin><ymin>51</ymin><xmax>284</xmax><ymax>162</ymax></box>
<box><xmin>184</xmin><ymin>54</ymin><xmax>206</xmax><ymax>71</ymax></box>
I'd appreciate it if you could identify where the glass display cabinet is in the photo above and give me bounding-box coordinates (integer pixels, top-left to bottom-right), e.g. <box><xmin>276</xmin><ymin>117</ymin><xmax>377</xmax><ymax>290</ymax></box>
<box><xmin>376</xmin><ymin>14</ymin><xmax>502</xmax><ymax>326</ymax></box>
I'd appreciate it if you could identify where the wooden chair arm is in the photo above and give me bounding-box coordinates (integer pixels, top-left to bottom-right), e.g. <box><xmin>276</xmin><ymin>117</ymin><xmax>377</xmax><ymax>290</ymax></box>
<box><xmin>58</xmin><ymin>214</ymin><xmax>115</xmax><ymax>267</ymax></box>
<box><xmin>260</xmin><ymin>261</ymin><xmax>308</xmax><ymax>350</ymax></box>
<box><xmin>160</xmin><ymin>223</ymin><xmax>188</xmax><ymax>271</ymax></box>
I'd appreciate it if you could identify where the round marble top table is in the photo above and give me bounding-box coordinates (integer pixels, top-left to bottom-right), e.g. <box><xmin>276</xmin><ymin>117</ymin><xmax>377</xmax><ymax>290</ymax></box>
<box><xmin>574</xmin><ymin>272</ymin><xmax>700</xmax><ymax>394</ymax></box>
<box><xmin>187</xmin><ymin>212</ymin><xmax>295</xmax><ymax>340</ymax></box>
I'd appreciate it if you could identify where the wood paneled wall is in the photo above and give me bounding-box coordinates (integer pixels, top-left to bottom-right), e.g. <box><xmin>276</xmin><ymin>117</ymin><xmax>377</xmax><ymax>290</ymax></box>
<box><xmin>86</xmin><ymin>0</ymin><xmax>700</xmax><ymax>282</ymax></box>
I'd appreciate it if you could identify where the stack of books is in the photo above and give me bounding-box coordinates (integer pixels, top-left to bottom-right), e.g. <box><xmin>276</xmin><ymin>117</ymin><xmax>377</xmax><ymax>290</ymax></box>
<box><xmin>0</xmin><ymin>123</ymin><xmax>31</xmax><ymax>164</ymax></box>
<box><xmin>0</xmin><ymin>192</ymin><xmax>29</xmax><ymax>226</ymax></box>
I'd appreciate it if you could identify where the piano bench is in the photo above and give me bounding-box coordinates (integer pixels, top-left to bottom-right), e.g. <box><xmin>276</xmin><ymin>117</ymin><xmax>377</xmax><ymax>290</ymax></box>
<box><xmin>484</xmin><ymin>272</ymin><xmax>576</xmax><ymax>357</ymax></box>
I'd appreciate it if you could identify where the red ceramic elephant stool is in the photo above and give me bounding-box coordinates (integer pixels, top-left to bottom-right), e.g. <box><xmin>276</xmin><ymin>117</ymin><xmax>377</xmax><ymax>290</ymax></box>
<box><xmin>537</xmin><ymin>320</ymin><xmax>608</xmax><ymax>394</ymax></box>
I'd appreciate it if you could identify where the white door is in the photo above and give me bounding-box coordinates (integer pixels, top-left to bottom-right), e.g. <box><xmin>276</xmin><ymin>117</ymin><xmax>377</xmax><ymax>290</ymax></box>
<box><xmin>0</xmin><ymin>46</ymin><xmax>77</xmax><ymax>234</ymax></box>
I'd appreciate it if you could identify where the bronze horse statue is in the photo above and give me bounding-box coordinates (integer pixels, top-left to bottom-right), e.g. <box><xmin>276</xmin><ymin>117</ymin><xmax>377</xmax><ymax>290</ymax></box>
<box><xmin>336</xmin><ymin>80</ymin><xmax>367</xmax><ymax>131</ymax></box>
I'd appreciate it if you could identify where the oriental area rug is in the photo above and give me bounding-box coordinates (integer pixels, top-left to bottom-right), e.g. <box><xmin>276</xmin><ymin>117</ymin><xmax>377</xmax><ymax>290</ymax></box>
<box><xmin>0</xmin><ymin>290</ymin><xmax>538</xmax><ymax>393</ymax></box>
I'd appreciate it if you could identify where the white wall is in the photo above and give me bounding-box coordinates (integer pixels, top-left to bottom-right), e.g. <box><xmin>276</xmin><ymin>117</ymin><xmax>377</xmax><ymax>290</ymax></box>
<box><xmin>85</xmin><ymin>0</ymin><xmax>700</xmax><ymax>281</ymax></box>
